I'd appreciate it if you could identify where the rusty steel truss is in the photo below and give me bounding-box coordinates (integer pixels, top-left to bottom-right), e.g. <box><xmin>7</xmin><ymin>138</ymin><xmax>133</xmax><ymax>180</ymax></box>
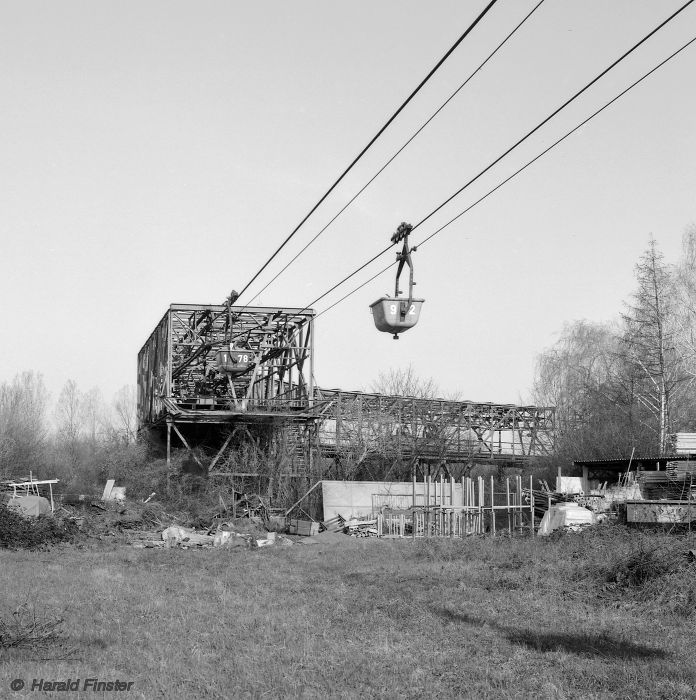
<box><xmin>137</xmin><ymin>303</ymin><xmax>554</xmax><ymax>474</ymax></box>
<box><xmin>311</xmin><ymin>389</ymin><xmax>555</xmax><ymax>467</ymax></box>
<box><xmin>138</xmin><ymin>303</ymin><xmax>315</xmax><ymax>427</ymax></box>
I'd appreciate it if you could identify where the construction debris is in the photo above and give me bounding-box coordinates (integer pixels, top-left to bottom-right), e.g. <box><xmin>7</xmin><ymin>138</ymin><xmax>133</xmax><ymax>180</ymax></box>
<box><xmin>1</xmin><ymin>474</ymin><xmax>58</xmax><ymax>513</ymax></box>
<box><xmin>4</xmin><ymin>495</ymin><xmax>52</xmax><ymax>517</ymax></box>
<box><xmin>101</xmin><ymin>480</ymin><xmax>126</xmax><ymax>503</ymax></box>
<box><xmin>321</xmin><ymin>515</ymin><xmax>344</xmax><ymax>532</ymax></box>
<box><xmin>538</xmin><ymin>503</ymin><xmax>595</xmax><ymax>536</ymax></box>
<box><xmin>288</xmin><ymin>519</ymin><xmax>319</xmax><ymax>537</ymax></box>
<box><xmin>344</xmin><ymin>518</ymin><xmax>379</xmax><ymax>538</ymax></box>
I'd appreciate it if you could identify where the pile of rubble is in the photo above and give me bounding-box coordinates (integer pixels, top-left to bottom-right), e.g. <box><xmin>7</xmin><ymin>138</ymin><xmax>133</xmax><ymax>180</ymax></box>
<box><xmin>322</xmin><ymin>515</ymin><xmax>379</xmax><ymax>537</ymax></box>
<box><xmin>5</xmin><ymin>478</ymin><xmax>374</xmax><ymax>549</ymax></box>
<box><xmin>131</xmin><ymin>523</ymin><xmax>295</xmax><ymax>550</ymax></box>
<box><xmin>344</xmin><ymin>518</ymin><xmax>379</xmax><ymax>538</ymax></box>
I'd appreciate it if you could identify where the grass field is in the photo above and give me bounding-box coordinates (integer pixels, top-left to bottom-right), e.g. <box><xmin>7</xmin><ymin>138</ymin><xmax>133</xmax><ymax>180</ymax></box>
<box><xmin>1</xmin><ymin>526</ymin><xmax>696</xmax><ymax>699</ymax></box>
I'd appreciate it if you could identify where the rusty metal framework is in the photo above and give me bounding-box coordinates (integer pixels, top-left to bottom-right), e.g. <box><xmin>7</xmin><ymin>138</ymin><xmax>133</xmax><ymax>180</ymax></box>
<box><xmin>137</xmin><ymin>304</ymin><xmax>554</xmax><ymax>477</ymax></box>
<box><xmin>137</xmin><ymin>303</ymin><xmax>315</xmax><ymax>427</ymax></box>
<box><xmin>311</xmin><ymin>389</ymin><xmax>555</xmax><ymax>466</ymax></box>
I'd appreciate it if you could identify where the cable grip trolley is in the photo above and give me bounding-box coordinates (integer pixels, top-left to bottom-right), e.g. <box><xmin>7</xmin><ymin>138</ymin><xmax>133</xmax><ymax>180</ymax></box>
<box><xmin>369</xmin><ymin>221</ymin><xmax>424</xmax><ymax>339</ymax></box>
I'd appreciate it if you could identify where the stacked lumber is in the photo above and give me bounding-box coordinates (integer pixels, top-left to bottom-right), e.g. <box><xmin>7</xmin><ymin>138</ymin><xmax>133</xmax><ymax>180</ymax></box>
<box><xmin>344</xmin><ymin>518</ymin><xmax>378</xmax><ymax>537</ymax></box>
<box><xmin>128</xmin><ymin>531</ymin><xmax>166</xmax><ymax>548</ymax></box>
<box><xmin>666</xmin><ymin>461</ymin><xmax>696</xmax><ymax>479</ymax></box>
<box><xmin>637</xmin><ymin>472</ymin><xmax>696</xmax><ymax>500</ymax></box>
<box><xmin>322</xmin><ymin>515</ymin><xmax>345</xmax><ymax>532</ymax></box>
<box><xmin>521</xmin><ymin>488</ymin><xmax>570</xmax><ymax>517</ymax></box>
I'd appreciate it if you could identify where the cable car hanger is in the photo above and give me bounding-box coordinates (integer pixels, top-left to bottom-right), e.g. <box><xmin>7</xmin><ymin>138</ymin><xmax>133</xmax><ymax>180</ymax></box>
<box><xmin>370</xmin><ymin>221</ymin><xmax>425</xmax><ymax>339</ymax></box>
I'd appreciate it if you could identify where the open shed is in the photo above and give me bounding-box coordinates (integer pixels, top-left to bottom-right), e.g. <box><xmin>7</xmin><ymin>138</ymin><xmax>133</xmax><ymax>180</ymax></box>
<box><xmin>573</xmin><ymin>455</ymin><xmax>695</xmax><ymax>492</ymax></box>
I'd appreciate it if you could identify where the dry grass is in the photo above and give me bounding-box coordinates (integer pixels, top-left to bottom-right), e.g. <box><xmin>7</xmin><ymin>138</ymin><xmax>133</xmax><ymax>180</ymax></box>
<box><xmin>1</xmin><ymin>527</ymin><xmax>695</xmax><ymax>699</ymax></box>
<box><xmin>0</xmin><ymin>603</ymin><xmax>70</xmax><ymax>656</ymax></box>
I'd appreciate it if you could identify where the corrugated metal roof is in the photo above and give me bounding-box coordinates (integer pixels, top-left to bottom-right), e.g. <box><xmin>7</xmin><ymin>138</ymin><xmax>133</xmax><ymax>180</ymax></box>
<box><xmin>573</xmin><ymin>454</ymin><xmax>695</xmax><ymax>466</ymax></box>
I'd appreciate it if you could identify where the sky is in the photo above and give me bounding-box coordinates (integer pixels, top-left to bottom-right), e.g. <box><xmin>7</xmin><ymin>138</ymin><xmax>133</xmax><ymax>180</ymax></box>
<box><xmin>1</xmin><ymin>0</ymin><xmax>695</xmax><ymax>408</ymax></box>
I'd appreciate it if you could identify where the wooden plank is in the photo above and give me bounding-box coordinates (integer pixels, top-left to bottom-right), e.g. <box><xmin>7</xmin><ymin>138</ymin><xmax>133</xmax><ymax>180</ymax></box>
<box><xmin>208</xmin><ymin>434</ymin><xmax>233</xmax><ymax>471</ymax></box>
<box><xmin>101</xmin><ymin>479</ymin><xmax>115</xmax><ymax>501</ymax></box>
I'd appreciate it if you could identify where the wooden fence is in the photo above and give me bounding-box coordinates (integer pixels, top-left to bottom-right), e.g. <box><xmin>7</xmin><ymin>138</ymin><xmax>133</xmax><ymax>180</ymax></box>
<box><xmin>376</xmin><ymin>474</ymin><xmax>538</xmax><ymax>538</ymax></box>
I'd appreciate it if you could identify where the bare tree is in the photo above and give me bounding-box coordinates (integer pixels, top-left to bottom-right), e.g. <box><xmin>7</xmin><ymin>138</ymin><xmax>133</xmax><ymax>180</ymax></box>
<box><xmin>54</xmin><ymin>379</ymin><xmax>84</xmax><ymax>468</ymax></box>
<box><xmin>323</xmin><ymin>367</ymin><xmax>462</xmax><ymax>480</ymax></box>
<box><xmin>54</xmin><ymin>380</ymin><xmax>82</xmax><ymax>443</ymax></box>
<box><xmin>531</xmin><ymin>320</ymin><xmax>640</xmax><ymax>459</ymax></box>
<box><xmin>533</xmin><ymin>234</ymin><xmax>696</xmax><ymax>459</ymax></box>
<box><xmin>0</xmin><ymin>372</ymin><xmax>50</xmax><ymax>478</ymax></box>
<box><xmin>673</xmin><ymin>225</ymin><xmax>696</xmax><ymax>375</ymax></box>
<box><xmin>81</xmin><ymin>386</ymin><xmax>107</xmax><ymax>447</ymax></box>
<box><xmin>113</xmin><ymin>385</ymin><xmax>137</xmax><ymax>444</ymax></box>
<box><xmin>620</xmin><ymin>238</ymin><xmax>685</xmax><ymax>454</ymax></box>
<box><xmin>370</xmin><ymin>366</ymin><xmax>439</xmax><ymax>399</ymax></box>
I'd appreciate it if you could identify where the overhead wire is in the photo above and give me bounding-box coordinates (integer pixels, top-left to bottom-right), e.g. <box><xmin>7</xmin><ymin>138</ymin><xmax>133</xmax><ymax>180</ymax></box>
<box><xmin>243</xmin><ymin>0</ymin><xmax>547</xmax><ymax>306</ymax></box>
<box><xmin>409</xmin><ymin>0</ymin><xmax>695</xmax><ymax>233</ymax></box>
<box><xmin>235</xmin><ymin>0</ymin><xmax>501</xmax><ymax>302</ymax></box>
<box><xmin>312</xmin><ymin>33</ymin><xmax>696</xmax><ymax>321</ymax></box>
<box><xmin>292</xmin><ymin>0</ymin><xmax>695</xmax><ymax>317</ymax></box>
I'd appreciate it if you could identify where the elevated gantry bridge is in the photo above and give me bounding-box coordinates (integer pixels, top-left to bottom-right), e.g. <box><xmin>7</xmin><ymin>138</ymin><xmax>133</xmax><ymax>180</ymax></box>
<box><xmin>137</xmin><ymin>304</ymin><xmax>554</xmax><ymax>473</ymax></box>
<box><xmin>312</xmin><ymin>389</ymin><xmax>554</xmax><ymax>467</ymax></box>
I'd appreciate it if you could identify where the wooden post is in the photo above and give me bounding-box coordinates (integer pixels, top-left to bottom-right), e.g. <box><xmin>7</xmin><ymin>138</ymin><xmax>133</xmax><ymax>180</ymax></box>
<box><xmin>412</xmin><ymin>469</ymin><xmax>417</xmax><ymax>541</ymax></box>
<box><xmin>209</xmin><ymin>434</ymin><xmax>233</xmax><ymax>472</ymax></box>
<box><xmin>450</xmin><ymin>477</ymin><xmax>455</xmax><ymax>538</ymax></box>
<box><xmin>461</xmin><ymin>476</ymin><xmax>466</xmax><ymax>538</ymax></box>
<box><xmin>472</xmin><ymin>476</ymin><xmax>476</xmax><ymax>533</ymax></box>
<box><xmin>490</xmin><ymin>475</ymin><xmax>496</xmax><ymax>536</ymax></box>
<box><xmin>478</xmin><ymin>476</ymin><xmax>484</xmax><ymax>534</ymax></box>
<box><xmin>516</xmin><ymin>475</ymin><xmax>522</xmax><ymax>532</ymax></box>
<box><xmin>529</xmin><ymin>474</ymin><xmax>535</xmax><ymax>535</ymax></box>
<box><xmin>166</xmin><ymin>421</ymin><xmax>172</xmax><ymax>494</ymax></box>
<box><xmin>426</xmin><ymin>473</ymin><xmax>431</xmax><ymax>538</ymax></box>
<box><xmin>467</xmin><ymin>477</ymin><xmax>472</xmax><ymax>534</ymax></box>
<box><xmin>506</xmin><ymin>477</ymin><xmax>511</xmax><ymax>534</ymax></box>
<box><xmin>472</xmin><ymin>477</ymin><xmax>476</xmax><ymax>533</ymax></box>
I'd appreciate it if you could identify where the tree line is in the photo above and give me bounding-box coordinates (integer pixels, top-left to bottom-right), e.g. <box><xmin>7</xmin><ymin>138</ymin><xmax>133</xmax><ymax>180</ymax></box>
<box><xmin>532</xmin><ymin>226</ymin><xmax>696</xmax><ymax>462</ymax></box>
<box><xmin>0</xmin><ymin>375</ymin><xmax>141</xmax><ymax>489</ymax></box>
<box><xmin>5</xmin><ymin>224</ymin><xmax>696</xmax><ymax>494</ymax></box>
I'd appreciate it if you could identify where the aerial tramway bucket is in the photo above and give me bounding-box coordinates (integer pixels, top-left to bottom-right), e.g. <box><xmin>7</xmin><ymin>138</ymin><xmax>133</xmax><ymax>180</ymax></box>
<box><xmin>370</xmin><ymin>222</ymin><xmax>424</xmax><ymax>339</ymax></box>
<box><xmin>215</xmin><ymin>346</ymin><xmax>254</xmax><ymax>376</ymax></box>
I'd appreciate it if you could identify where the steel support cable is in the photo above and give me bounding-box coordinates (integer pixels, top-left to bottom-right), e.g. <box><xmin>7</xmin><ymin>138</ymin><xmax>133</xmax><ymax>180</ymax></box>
<box><xmin>243</xmin><ymin>0</ymin><xmax>547</xmax><ymax>306</ymax></box>
<box><xmin>292</xmin><ymin>1</ymin><xmax>695</xmax><ymax>318</ymax></box>
<box><xmin>312</xmin><ymin>33</ymin><xmax>696</xmax><ymax>321</ymax></box>
<box><xmin>409</xmin><ymin>0</ymin><xmax>696</xmax><ymax>233</ymax></box>
<box><xmin>235</xmin><ymin>0</ymin><xmax>501</xmax><ymax>302</ymax></box>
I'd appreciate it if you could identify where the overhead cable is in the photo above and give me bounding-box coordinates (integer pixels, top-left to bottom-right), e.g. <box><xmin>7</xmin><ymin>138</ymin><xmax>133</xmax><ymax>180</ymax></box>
<box><xmin>296</xmin><ymin>0</ymin><xmax>695</xmax><ymax>315</ymax></box>
<box><xmin>410</xmin><ymin>0</ymin><xmax>695</xmax><ymax>233</ymax></box>
<box><xmin>235</xmin><ymin>0</ymin><xmax>501</xmax><ymax>301</ymax></box>
<box><xmin>312</xmin><ymin>33</ymin><xmax>696</xmax><ymax>321</ymax></box>
<box><xmin>244</xmin><ymin>0</ymin><xmax>547</xmax><ymax>305</ymax></box>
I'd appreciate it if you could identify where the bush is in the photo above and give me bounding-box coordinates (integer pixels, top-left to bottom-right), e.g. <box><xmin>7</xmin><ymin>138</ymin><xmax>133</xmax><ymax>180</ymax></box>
<box><xmin>0</xmin><ymin>504</ymin><xmax>78</xmax><ymax>550</ymax></box>
<box><xmin>606</xmin><ymin>544</ymin><xmax>678</xmax><ymax>587</ymax></box>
